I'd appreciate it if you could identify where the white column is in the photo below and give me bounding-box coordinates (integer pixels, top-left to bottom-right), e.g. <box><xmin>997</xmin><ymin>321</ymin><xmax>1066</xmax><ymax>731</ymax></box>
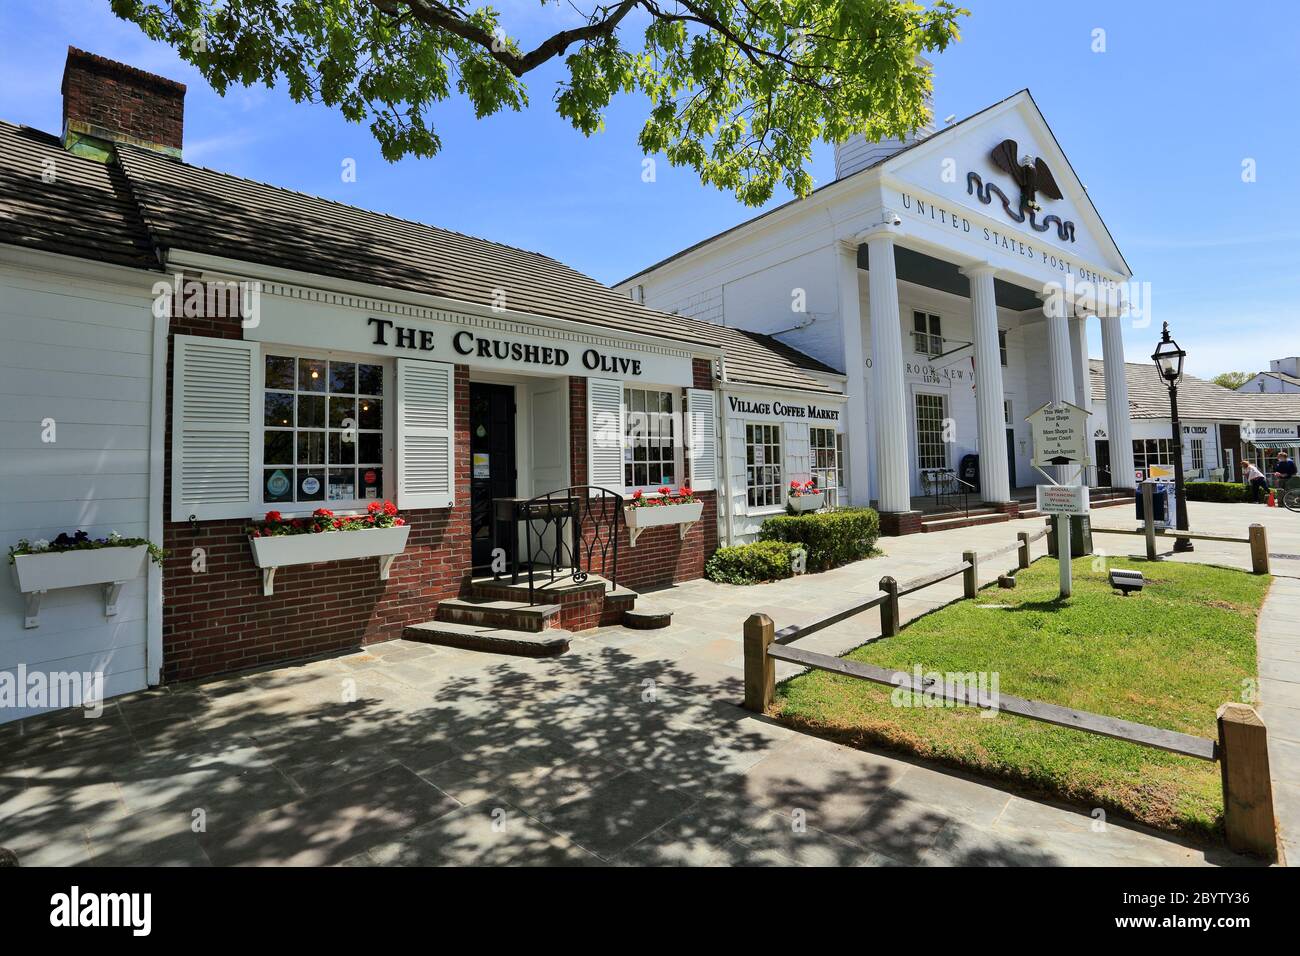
<box><xmin>963</xmin><ymin>264</ymin><xmax>1011</xmax><ymax>503</ymax></box>
<box><xmin>836</xmin><ymin>241</ymin><xmax>871</xmax><ymax>506</ymax></box>
<box><xmin>1069</xmin><ymin>314</ymin><xmax>1093</xmax><ymax>483</ymax></box>
<box><xmin>864</xmin><ymin>228</ymin><xmax>912</xmax><ymax>514</ymax></box>
<box><xmin>1100</xmin><ymin>313</ymin><xmax>1136</xmax><ymax>489</ymax></box>
<box><xmin>1043</xmin><ymin>299</ymin><xmax>1077</xmax><ymax>483</ymax></box>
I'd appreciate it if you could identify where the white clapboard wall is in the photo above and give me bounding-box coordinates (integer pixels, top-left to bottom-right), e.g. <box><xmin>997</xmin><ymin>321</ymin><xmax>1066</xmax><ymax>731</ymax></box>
<box><xmin>0</xmin><ymin>258</ymin><xmax>160</xmax><ymax>723</ymax></box>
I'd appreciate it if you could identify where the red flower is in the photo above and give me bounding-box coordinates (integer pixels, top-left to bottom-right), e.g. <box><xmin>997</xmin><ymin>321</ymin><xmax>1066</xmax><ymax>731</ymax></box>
<box><xmin>265</xmin><ymin>510</ymin><xmax>282</xmax><ymax>523</ymax></box>
<box><xmin>632</xmin><ymin>489</ymin><xmax>643</xmax><ymax>499</ymax></box>
<box><xmin>790</xmin><ymin>480</ymin><xmax>800</xmax><ymax>489</ymax></box>
<box><xmin>383</xmin><ymin>500</ymin><xmax>398</xmax><ymax>517</ymax></box>
<box><xmin>679</xmin><ymin>487</ymin><xmax>692</xmax><ymax>497</ymax></box>
<box><xmin>367</xmin><ymin>500</ymin><xmax>382</xmax><ymax>515</ymax></box>
<box><xmin>291</xmin><ymin>519</ymin><xmax>304</xmax><ymax>529</ymax></box>
<box><xmin>393</xmin><ymin>518</ymin><xmax>405</xmax><ymax>526</ymax></box>
<box><xmin>657</xmin><ymin>486</ymin><xmax>670</xmax><ymax>496</ymax></box>
<box><xmin>314</xmin><ymin>508</ymin><xmax>334</xmax><ymax>518</ymax></box>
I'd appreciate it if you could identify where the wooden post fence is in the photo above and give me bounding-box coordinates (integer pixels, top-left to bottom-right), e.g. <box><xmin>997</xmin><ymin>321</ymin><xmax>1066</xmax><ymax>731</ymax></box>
<box><xmin>1249</xmin><ymin>524</ymin><xmax>1270</xmax><ymax>575</ymax></box>
<box><xmin>1142</xmin><ymin>482</ymin><xmax>1158</xmax><ymax>561</ymax></box>
<box><xmin>743</xmin><ymin>613</ymin><xmax>775</xmax><ymax>713</ymax></box>
<box><xmin>879</xmin><ymin>576</ymin><xmax>900</xmax><ymax>637</ymax></box>
<box><xmin>1016</xmin><ymin>532</ymin><xmax>1031</xmax><ymax>570</ymax></box>
<box><xmin>1217</xmin><ymin>702</ymin><xmax>1278</xmax><ymax>860</ymax></box>
<box><xmin>962</xmin><ymin>551</ymin><xmax>978</xmax><ymax>600</ymax></box>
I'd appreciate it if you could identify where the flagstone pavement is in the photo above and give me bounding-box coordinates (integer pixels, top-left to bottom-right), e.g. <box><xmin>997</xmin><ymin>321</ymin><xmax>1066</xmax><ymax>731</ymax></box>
<box><xmin>1</xmin><ymin>501</ymin><xmax>1293</xmax><ymax>867</ymax></box>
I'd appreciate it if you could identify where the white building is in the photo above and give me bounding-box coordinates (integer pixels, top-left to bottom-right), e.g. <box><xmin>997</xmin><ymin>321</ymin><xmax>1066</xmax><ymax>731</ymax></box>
<box><xmin>618</xmin><ymin>90</ymin><xmax>1138</xmax><ymax>534</ymax></box>
<box><xmin>1241</xmin><ymin>358</ymin><xmax>1300</xmax><ymax>394</ymax></box>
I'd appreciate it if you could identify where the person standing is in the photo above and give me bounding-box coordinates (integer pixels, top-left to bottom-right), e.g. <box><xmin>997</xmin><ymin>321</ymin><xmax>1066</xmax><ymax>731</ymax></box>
<box><xmin>1274</xmin><ymin>451</ymin><xmax>1297</xmax><ymax>488</ymax></box>
<box><xmin>1243</xmin><ymin>460</ymin><xmax>1269</xmax><ymax>503</ymax></box>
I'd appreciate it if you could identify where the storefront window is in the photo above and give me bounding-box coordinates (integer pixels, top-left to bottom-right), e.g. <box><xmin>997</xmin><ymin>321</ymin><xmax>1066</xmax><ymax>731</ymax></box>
<box><xmin>1132</xmin><ymin>438</ymin><xmax>1174</xmax><ymax>473</ymax></box>
<box><xmin>810</xmin><ymin>427</ymin><xmax>843</xmax><ymax>506</ymax></box>
<box><xmin>624</xmin><ymin>387</ymin><xmax>677</xmax><ymax>489</ymax></box>
<box><xmin>263</xmin><ymin>352</ymin><xmax>386</xmax><ymax>506</ymax></box>
<box><xmin>745</xmin><ymin>423</ymin><xmax>783</xmax><ymax>508</ymax></box>
<box><xmin>1189</xmin><ymin>438</ymin><xmax>1205</xmax><ymax>474</ymax></box>
<box><xmin>915</xmin><ymin>394</ymin><xmax>948</xmax><ymax>470</ymax></box>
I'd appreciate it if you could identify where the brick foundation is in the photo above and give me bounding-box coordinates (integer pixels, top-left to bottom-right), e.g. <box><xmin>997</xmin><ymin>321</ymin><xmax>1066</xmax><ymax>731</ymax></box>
<box><xmin>878</xmin><ymin>510</ymin><xmax>924</xmax><ymax>536</ymax></box>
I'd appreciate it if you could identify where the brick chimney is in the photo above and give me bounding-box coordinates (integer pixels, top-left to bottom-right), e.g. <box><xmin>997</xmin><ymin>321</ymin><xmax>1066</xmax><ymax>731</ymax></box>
<box><xmin>61</xmin><ymin>47</ymin><xmax>186</xmax><ymax>159</ymax></box>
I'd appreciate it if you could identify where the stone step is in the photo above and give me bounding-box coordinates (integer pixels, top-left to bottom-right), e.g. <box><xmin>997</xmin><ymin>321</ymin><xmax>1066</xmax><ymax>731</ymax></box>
<box><xmin>622</xmin><ymin>607</ymin><xmax>673</xmax><ymax>630</ymax></box>
<box><xmin>921</xmin><ymin>506</ymin><xmax>1000</xmax><ymax>521</ymax></box>
<box><xmin>402</xmin><ymin>620</ymin><xmax>570</xmax><ymax>657</ymax></box>
<box><xmin>921</xmin><ymin>512</ymin><xmax>1011</xmax><ymax>533</ymax></box>
<box><xmin>435</xmin><ymin>597</ymin><xmax>561</xmax><ymax>633</ymax></box>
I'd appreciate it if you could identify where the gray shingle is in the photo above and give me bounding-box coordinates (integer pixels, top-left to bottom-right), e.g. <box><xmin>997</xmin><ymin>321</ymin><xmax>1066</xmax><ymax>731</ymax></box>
<box><xmin>1090</xmin><ymin>359</ymin><xmax>1300</xmax><ymax>421</ymax></box>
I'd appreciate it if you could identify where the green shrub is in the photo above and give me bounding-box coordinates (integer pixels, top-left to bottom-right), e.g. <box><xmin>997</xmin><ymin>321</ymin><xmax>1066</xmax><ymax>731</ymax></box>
<box><xmin>1185</xmin><ymin>481</ymin><xmax>1250</xmax><ymax>503</ymax></box>
<box><xmin>704</xmin><ymin>540</ymin><xmax>804</xmax><ymax>585</ymax></box>
<box><xmin>757</xmin><ymin>507</ymin><xmax>880</xmax><ymax>571</ymax></box>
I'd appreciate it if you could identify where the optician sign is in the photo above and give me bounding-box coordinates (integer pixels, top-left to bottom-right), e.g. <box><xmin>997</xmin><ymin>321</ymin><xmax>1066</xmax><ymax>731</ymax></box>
<box><xmin>1243</xmin><ymin>422</ymin><xmax>1299</xmax><ymax>442</ymax></box>
<box><xmin>247</xmin><ymin>290</ymin><xmax>697</xmax><ymax>385</ymax></box>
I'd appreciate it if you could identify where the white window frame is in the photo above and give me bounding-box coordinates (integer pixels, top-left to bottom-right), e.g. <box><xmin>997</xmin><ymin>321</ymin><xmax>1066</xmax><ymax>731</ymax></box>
<box><xmin>256</xmin><ymin>345</ymin><xmax>394</xmax><ymax>515</ymax></box>
<box><xmin>1188</xmin><ymin>437</ymin><xmax>1205</xmax><ymax>473</ymax></box>
<box><xmin>623</xmin><ymin>384</ymin><xmax>684</xmax><ymax>493</ymax></box>
<box><xmin>912</xmin><ymin>311</ymin><xmax>943</xmax><ymax>358</ymax></box>
<box><xmin>998</xmin><ymin>329</ymin><xmax>1008</xmax><ymax>367</ymax></box>
<box><xmin>745</xmin><ymin>421</ymin><xmax>784</xmax><ymax>510</ymax></box>
<box><xmin>810</xmin><ymin>426</ymin><xmax>844</xmax><ymax>506</ymax></box>
<box><xmin>1132</xmin><ymin>438</ymin><xmax>1175</xmax><ymax>473</ymax></box>
<box><xmin>915</xmin><ymin>392</ymin><xmax>949</xmax><ymax>471</ymax></box>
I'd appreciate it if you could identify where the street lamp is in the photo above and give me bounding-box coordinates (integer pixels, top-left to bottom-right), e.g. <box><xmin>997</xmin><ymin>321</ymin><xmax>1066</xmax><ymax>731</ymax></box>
<box><xmin>1151</xmin><ymin>322</ymin><xmax>1193</xmax><ymax>552</ymax></box>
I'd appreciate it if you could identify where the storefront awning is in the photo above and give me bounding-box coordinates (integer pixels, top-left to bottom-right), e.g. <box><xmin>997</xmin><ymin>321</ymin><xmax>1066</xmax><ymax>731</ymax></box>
<box><xmin>1248</xmin><ymin>439</ymin><xmax>1299</xmax><ymax>449</ymax></box>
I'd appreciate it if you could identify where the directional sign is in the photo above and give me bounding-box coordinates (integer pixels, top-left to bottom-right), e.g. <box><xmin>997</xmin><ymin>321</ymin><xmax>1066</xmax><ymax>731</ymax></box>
<box><xmin>1036</xmin><ymin>483</ymin><xmax>1090</xmax><ymax>516</ymax></box>
<box><xmin>1026</xmin><ymin>401</ymin><xmax>1090</xmax><ymax>466</ymax></box>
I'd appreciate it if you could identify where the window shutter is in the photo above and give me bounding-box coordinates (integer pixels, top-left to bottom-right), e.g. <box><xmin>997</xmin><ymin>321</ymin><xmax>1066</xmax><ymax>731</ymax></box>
<box><xmin>397</xmin><ymin>358</ymin><xmax>456</xmax><ymax>509</ymax></box>
<box><xmin>686</xmin><ymin>387</ymin><xmax>718</xmax><ymax>491</ymax></box>
<box><xmin>171</xmin><ymin>334</ymin><xmax>258</xmax><ymax>521</ymax></box>
<box><xmin>586</xmin><ymin>377</ymin><xmax>625</xmax><ymax>491</ymax></box>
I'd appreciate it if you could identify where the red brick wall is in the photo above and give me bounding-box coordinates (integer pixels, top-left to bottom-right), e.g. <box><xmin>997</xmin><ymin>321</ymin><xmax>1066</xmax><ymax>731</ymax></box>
<box><xmin>162</xmin><ymin>287</ymin><xmax>471</xmax><ymax>682</ymax></box>
<box><xmin>62</xmin><ymin>47</ymin><xmax>185</xmax><ymax>151</ymax></box>
<box><xmin>568</xmin><ymin>376</ymin><xmax>587</xmax><ymax>486</ymax></box>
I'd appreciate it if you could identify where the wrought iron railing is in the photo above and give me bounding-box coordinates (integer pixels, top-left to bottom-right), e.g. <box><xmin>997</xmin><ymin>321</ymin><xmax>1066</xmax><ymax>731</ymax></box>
<box><xmin>506</xmin><ymin>486</ymin><xmax>623</xmax><ymax>604</ymax></box>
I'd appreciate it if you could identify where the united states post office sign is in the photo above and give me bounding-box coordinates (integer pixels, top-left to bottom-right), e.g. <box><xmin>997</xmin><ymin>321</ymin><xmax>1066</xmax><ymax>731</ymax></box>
<box><xmin>248</xmin><ymin>294</ymin><xmax>695</xmax><ymax>386</ymax></box>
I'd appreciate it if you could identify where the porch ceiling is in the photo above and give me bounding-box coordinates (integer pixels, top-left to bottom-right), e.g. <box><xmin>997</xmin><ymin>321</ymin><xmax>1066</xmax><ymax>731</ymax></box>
<box><xmin>857</xmin><ymin>243</ymin><xmax>1042</xmax><ymax>312</ymax></box>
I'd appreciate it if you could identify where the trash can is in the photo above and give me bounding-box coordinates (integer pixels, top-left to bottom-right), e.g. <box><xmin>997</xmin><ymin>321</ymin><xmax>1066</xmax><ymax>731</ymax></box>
<box><xmin>1135</xmin><ymin>480</ymin><xmax>1169</xmax><ymax>528</ymax></box>
<box><xmin>960</xmin><ymin>453</ymin><xmax>980</xmax><ymax>493</ymax></box>
<box><xmin>1048</xmin><ymin>513</ymin><xmax>1093</xmax><ymax>557</ymax></box>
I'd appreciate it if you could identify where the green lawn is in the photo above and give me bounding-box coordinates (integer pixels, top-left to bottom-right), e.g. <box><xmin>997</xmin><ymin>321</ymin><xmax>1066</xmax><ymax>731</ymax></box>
<box><xmin>775</xmin><ymin>556</ymin><xmax>1269</xmax><ymax>840</ymax></box>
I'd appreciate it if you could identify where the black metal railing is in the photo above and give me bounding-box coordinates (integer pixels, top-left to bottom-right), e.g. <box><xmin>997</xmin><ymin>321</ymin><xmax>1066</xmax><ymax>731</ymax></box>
<box><xmin>921</xmin><ymin>469</ymin><xmax>974</xmax><ymax>517</ymax></box>
<box><xmin>506</xmin><ymin>486</ymin><xmax>623</xmax><ymax>604</ymax></box>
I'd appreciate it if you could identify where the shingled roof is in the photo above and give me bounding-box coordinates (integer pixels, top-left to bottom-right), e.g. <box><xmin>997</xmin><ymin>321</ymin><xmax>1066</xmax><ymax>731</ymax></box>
<box><xmin>0</xmin><ymin>119</ymin><xmax>839</xmax><ymax>395</ymax></box>
<box><xmin>1090</xmin><ymin>359</ymin><xmax>1300</xmax><ymax>421</ymax></box>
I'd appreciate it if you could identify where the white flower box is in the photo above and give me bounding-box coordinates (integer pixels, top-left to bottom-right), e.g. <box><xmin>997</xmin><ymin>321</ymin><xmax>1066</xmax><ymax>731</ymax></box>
<box><xmin>249</xmin><ymin>525</ymin><xmax>411</xmax><ymax>596</ymax></box>
<box><xmin>623</xmin><ymin>501</ymin><xmax>704</xmax><ymax>546</ymax></box>
<box><xmin>12</xmin><ymin>545</ymin><xmax>150</xmax><ymax>629</ymax></box>
<box><xmin>787</xmin><ymin>492</ymin><xmax>826</xmax><ymax>513</ymax></box>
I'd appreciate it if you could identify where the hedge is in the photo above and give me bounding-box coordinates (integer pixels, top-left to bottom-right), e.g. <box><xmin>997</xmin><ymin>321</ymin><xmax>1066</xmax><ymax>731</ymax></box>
<box><xmin>704</xmin><ymin>540</ymin><xmax>805</xmax><ymax>585</ymax></box>
<box><xmin>757</xmin><ymin>507</ymin><xmax>880</xmax><ymax>572</ymax></box>
<box><xmin>1185</xmin><ymin>481</ymin><xmax>1250</xmax><ymax>503</ymax></box>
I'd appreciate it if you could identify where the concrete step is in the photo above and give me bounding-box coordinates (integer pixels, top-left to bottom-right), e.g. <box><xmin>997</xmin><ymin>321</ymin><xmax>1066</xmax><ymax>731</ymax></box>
<box><xmin>403</xmin><ymin>620</ymin><xmax>570</xmax><ymax>657</ymax></box>
<box><xmin>921</xmin><ymin>506</ymin><xmax>999</xmax><ymax>521</ymax></box>
<box><xmin>921</xmin><ymin>512</ymin><xmax>1011</xmax><ymax>533</ymax></box>
<box><xmin>622</xmin><ymin>607</ymin><xmax>673</xmax><ymax>630</ymax></box>
<box><xmin>435</xmin><ymin>597</ymin><xmax>561</xmax><ymax>633</ymax></box>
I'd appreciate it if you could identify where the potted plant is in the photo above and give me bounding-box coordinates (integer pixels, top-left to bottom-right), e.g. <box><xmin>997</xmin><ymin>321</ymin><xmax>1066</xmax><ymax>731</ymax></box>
<box><xmin>9</xmin><ymin>530</ymin><xmax>165</xmax><ymax>628</ymax></box>
<box><xmin>624</xmin><ymin>486</ymin><xmax>705</xmax><ymax>545</ymax></box>
<box><xmin>247</xmin><ymin>500</ymin><xmax>411</xmax><ymax>595</ymax></box>
<box><xmin>786</xmin><ymin>479</ymin><xmax>825</xmax><ymax>513</ymax></box>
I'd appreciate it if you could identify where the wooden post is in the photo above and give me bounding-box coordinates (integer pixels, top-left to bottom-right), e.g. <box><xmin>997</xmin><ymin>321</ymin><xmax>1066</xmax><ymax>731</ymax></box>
<box><xmin>1216</xmin><ymin>702</ymin><xmax>1277</xmax><ymax>859</ymax></box>
<box><xmin>1142</xmin><ymin>481</ymin><xmax>1157</xmax><ymax>561</ymax></box>
<box><xmin>743</xmin><ymin>613</ymin><xmax>775</xmax><ymax>713</ymax></box>
<box><xmin>1249</xmin><ymin>524</ymin><xmax>1270</xmax><ymax>575</ymax></box>
<box><xmin>1057</xmin><ymin>515</ymin><xmax>1072</xmax><ymax>599</ymax></box>
<box><xmin>1045</xmin><ymin>517</ymin><xmax>1056</xmax><ymax>556</ymax></box>
<box><xmin>879</xmin><ymin>576</ymin><xmax>900</xmax><ymax>638</ymax></box>
<box><xmin>1016</xmin><ymin>531</ymin><xmax>1031</xmax><ymax>570</ymax></box>
<box><xmin>962</xmin><ymin>550</ymin><xmax>978</xmax><ymax>600</ymax></box>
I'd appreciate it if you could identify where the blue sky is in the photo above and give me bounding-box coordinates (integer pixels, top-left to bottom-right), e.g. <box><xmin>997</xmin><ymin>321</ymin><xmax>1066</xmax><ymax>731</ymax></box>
<box><xmin>2</xmin><ymin>0</ymin><xmax>1297</xmax><ymax>377</ymax></box>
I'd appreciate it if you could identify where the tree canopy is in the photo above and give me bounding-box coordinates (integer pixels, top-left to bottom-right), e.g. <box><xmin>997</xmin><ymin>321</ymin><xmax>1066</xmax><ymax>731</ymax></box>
<box><xmin>110</xmin><ymin>0</ymin><xmax>966</xmax><ymax>205</ymax></box>
<box><xmin>1210</xmin><ymin>371</ymin><xmax>1254</xmax><ymax>391</ymax></box>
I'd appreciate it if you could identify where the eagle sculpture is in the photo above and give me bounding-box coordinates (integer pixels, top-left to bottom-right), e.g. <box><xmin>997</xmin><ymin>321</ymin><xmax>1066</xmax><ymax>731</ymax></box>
<box><xmin>990</xmin><ymin>139</ymin><xmax>1063</xmax><ymax>213</ymax></box>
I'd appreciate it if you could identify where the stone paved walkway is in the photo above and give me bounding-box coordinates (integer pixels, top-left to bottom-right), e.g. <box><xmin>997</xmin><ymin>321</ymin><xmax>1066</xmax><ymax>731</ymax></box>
<box><xmin>2</xmin><ymin>500</ymin><xmax>1290</xmax><ymax>867</ymax></box>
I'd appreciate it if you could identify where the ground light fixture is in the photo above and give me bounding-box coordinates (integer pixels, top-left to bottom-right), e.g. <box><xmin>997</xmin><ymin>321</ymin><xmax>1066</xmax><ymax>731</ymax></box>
<box><xmin>1108</xmin><ymin>568</ymin><xmax>1145</xmax><ymax>596</ymax></box>
<box><xmin>1151</xmin><ymin>322</ymin><xmax>1194</xmax><ymax>552</ymax></box>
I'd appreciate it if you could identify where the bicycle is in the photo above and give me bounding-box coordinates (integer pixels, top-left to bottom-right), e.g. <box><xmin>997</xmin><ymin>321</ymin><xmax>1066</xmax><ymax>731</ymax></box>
<box><xmin>1280</xmin><ymin>476</ymin><xmax>1300</xmax><ymax>513</ymax></box>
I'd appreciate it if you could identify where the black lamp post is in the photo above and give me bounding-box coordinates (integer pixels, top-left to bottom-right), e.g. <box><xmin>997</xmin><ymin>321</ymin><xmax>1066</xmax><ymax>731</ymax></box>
<box><xmin>1151</xmin><ymin>322</ymin><xmax>1193</xmax><ymax>552</ymax></box>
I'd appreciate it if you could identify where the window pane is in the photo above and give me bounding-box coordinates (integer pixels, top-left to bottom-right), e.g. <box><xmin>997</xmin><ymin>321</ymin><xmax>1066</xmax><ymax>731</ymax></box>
<box><xmin>264</xmin><ymin>468</ymin><xmax>293</xmax><ymax>503</ymax></box>
<box><xmin>299</xmin><ymin>358</ymin><xmax>327</xmax><ymax>392</ymax></box>
<box><xmin>358</xmin><ymin>433</ymin><xmax>382</xmax><ymax>464</ymax></box>
<box><xmin>265</xmin><ymin>355</ymin><xmax>295</xmax><ymax>390</ymax></box>
<box><xmin>329</xmin><ymin>361</ymin><xmax>356</xmax><ymax>393</ymax></box>
<box><xmin>264</xmin><ymin>430</ymin><xmax>292</xmax><ymax>465</ymax></box>
<box><xmin>329</xmin><ymin>396</ymin><xmax>355</xmax><ymax>429</ymax></box>
<box><xmin>357</xmin><ymin>364</ymin><xmax>383</xmax><ymax>396</ymax></box>
<box><xmin>359</xmin><ymin>466</ymin><xmax>382</xmax><ymax>499</ymax></box>
<box><xmin>265</xmin><ymin>392</ymin><xmax>293</xmax><ymax>427</ymax></box>
<box><xmin>327</xmin><ymin>468</ymin><xmax>356</xmax><ymax>501</ymax></box>
<box><xmin>297</xmin><ymin>469</ymin><xmax>325</xmax><ymax>502</ymax></box>
<box><xmin>298</xmin><ymin>394</ymin><xmax>325</xmax><ymax>428</ymax></box>
<box><xmin>297</xmin><ymin>430</ymin><xmax>325</xmax><ymax>465</ymax></box>
<box><xmin>329</xmin><ymin>432</ymin><xmax>357</xmax><ymax>465</ymax></box>
<box><xmin>358</xmin><ymin>398</ymin><xmax>382</xmax><ymax>430</ymax></box>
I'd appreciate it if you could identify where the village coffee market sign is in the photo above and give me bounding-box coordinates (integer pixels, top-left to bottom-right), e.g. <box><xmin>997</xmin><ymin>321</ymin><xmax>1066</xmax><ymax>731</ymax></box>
<box><xmin>727</xmin><ymin>394</ymin><xmax>841</xmax><ymax>422</ymax></box>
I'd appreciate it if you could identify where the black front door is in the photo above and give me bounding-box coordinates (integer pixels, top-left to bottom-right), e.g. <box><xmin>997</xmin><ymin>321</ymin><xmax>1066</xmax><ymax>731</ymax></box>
<box><xmin>1005</xmin><ymin>428</ymin><xmax>1017</xmax><ymax>489</ymax></box>
<box><xmin>469</xmin><ymin>383</ymin><xmax>516</xmax><ymax>570</ymax></box>
<box><xmin>1094</xmin><ymin>439</ymin><xmax>1112</xmax><ymax>487</ymax></box>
